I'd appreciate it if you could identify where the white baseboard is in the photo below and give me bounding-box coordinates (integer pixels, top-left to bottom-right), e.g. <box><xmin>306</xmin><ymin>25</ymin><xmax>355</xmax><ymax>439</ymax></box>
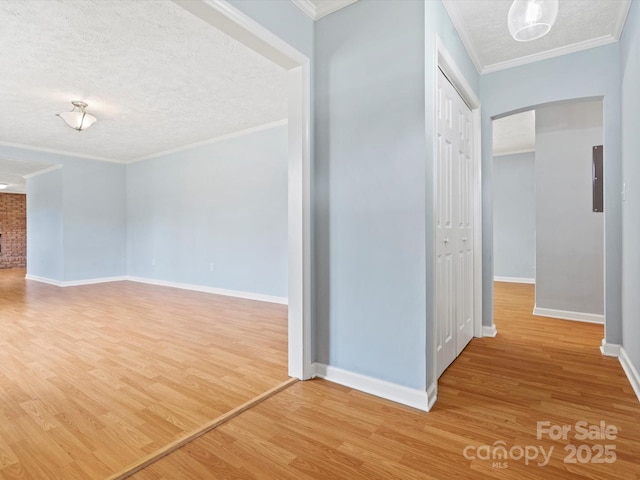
<box><xmin>600</xmin><ymin>339</ymin><xmax>621</xmax><ymax>357</ymax></box>
<box><xmin>619</xmin><ymin>347</ymin><xmax>640</xmax><ymax>403</ymax></box>
<box><xmin>482</xmin><ymin>324</ymin><xmax>498</xmax><ymax>337</ymax></box>
<box><xmin>494</xmin><ymin>276</ymin><xmax>535</xmax><ymax>284</ymax></box>
<box><xmin>126</xmin><ymin>276</ymin><xmax>288</xmax><ymax>305</ymax></box>
<box><xmin>312</xmin><ymin>363</ymin><xmax>433</xmax><ymax>412</ymax></box>
<box><xmin>24</xmin><ymin>274</ymin><xmax>63</xmax><ymax>286</ymax></box>
<box><xmin>25</xmin><ymin>274</ymin><xmax>127</xmax><ymax>287</ymax></box>
<box><xmin>62</xmin><ymin>276</ymin><xmax>128</xmax><ymax>287</ymax></box>
<box><xmin>533</xmin><ymin>305</ymin><xmax>604</xmax><ymax>324</ymax></box>
<box><xmin>426</xmin><ymin>382</ymin><xmax>438</xmax><ymax>411</ymax></box>
<box><xmin>25</xmin><ymin>273</ymin><xmax>288</xmax><ymax>305</ymax></box>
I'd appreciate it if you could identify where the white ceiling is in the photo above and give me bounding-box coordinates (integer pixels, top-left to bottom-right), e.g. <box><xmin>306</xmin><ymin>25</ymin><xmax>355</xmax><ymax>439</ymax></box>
<box><xmin>442</xmin><ymin>0</ymin><xmax>631</xmax><ymax>73</ymax></box>
<box><xmin>0</xmin><ymin>0</ymin><xmax>287</xmax><ymax>164</ymax></box>
<box><xmin>493</xmin><ymin>110</ymin><xmax>535</xmax><ymax>156</ymax></box>
<box><xmin>290</xmin><ymin>0</ymin><xmax>359</xmax><ymax>20</ymax></box>
<box><xmin>0</xmin><ymin>0</ymin><xmax>629</xmax><ymax>170</ymax></box>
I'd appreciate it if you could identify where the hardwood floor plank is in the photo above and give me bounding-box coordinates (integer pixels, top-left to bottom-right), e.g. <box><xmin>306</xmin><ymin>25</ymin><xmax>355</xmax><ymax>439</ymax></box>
<box><xmin>107</xmin><ymin>378</ymin><xmax>297</xmax><ymax>480</ymax></box>
<box><xmin>0</xmin><ymin>268</ymin><xmax>289</xmax><ymax>479</ymax></box>
<box><xmin>131</xmin><ymin>282</ymin><xmax>640</xmax><ymax>479</ymax></box>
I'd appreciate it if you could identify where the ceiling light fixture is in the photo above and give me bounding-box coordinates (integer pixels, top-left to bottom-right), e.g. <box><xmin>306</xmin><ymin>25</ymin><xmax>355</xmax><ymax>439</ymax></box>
<box><xmin>508</xmin><ymin>0</ymin><xmax>558</xmax><ymax>42</ymax></box>
<box><xmin>0</xmin><ymin>183</ymin><xmax>8</xmax><ymax>190</ymax></box>
<box><xmin>57</xmin><ymin>101</ymin><xmax>97</xmax><ymax>131</ymax></box>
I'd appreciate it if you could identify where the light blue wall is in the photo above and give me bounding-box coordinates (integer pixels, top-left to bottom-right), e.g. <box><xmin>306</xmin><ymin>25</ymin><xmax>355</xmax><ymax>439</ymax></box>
<box><xmin>126</xmin><ymin>126</ymin><xmax>288</xmax><ymax>297</ymax></box>
<box><xmin>0</xmin><ymin>145</ymin><xmax>127</xmax><ymax>282</ymax></box>
<box><xmin>314</xmin><ymin>0</ymin><xmax>478</xmax><ymax>389</ymax></box>
<box><xmin>621</xmin><ymin>1</ymin><xmax>640</xmax><ymax>369</ymax></box>
<box><xmin>14</xmin><ymin>126</ymin><xmax>286</xmax><ymax>292</ymax></box>
<box><xmin>314</xmin><ymin>0</ymin><xmax>425</xmax><ymax>389</ymax></box>
<box><xmin>535</xmin><ymin>101</ymin><xmax>603</xmax><ymax>315</ymax></box>
<box><xmin>492</xmin><ymin>152</ymin><xmax>535</xmax><ymax>280</ymax></box>
<box><xmin>26</xmin><ymin>167</ymin><xmax>63</xmax><ymax>280</ymax></box>
<box><xmin>62</xmin><ymin>157</ymin><xmax>127</xmax><ymax>281</ymax></box>
<box><xmin>479</xmin><ymin>44</ymin><xmax>622</xmax><ymax>344</ymax></box>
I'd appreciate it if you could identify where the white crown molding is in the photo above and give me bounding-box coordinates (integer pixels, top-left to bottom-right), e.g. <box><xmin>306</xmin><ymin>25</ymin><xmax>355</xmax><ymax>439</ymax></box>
<box><xmin>533</xmin><ymin>305</ymin><xmax>604</xmax><ymax>324</ymax></box>
<box><xmin>312</xmin><ymin>363</ymin><xmax>433</xmax><ymax>411</ymax></box>
<box><xmin>22</xmin><ymin>164</ymin><xmax>62</xmax><ymax>179</ymax></box>
<box><xmin>126</xmin><ymin>276</ymin><xmax>288</xmax><ymax>305</ymax></box>
<box><xmin>441</xmin><ymin>0</ymin><xmax>483</xmax><ymax>74</ymax></box>
<box><xmin>0</xmin><ymin>141</ymin><xmax>126</xmax><ymax>164</ymax></box>
<box><xmin>619</xmin><ymin>347</ymin><xmax>640</xmax><ymax>403</ymax></box>
<box><xmin>613</xmin><ymin>0</ymin><xmax>632</xmax><ymax>40</ymax></box>
<box><xmin>492</xmin><ymin>148</ymin><xmax>536</xmax><ymax>157</ymax></box>
<box><xmin>289</xmin><ymin>0</ymin><xmax>315</xmax><ymax>19</ymax></box>
<box><xmin>482</xmin><ymin>324</ymin><xmax>498</xmax><ymax>338</ymax></box>
<box><xmin>1</xmin><ymin>120</ymin><xmax>289</xmax><ymax>166</ymax></box>
<box><xmin>482</xmin><ymin>34</ymin><xmax>618</xmax><ymax>74</ymax></box>
<box><xmin>290</xmin><ymin>0</ymin><xmax>358</xmax><ymax>21</ymax></box>
<box><xmin>600</xmin><ymin>339</ymin><xmax>621</xmax><ymax>357</ymax></box>
<box><xmin>494</xmin><ymin>276</ymin><xmax>535</xmax><ymax>284</ymax></box>
<box><xmin>314</xmin><ymin>0</ymin><xmax>358</xmax><ymax>20</ymax></box>
<box><xmin>129</xmin><ymin>118</ymin><xmax>287</xmax><ymax>164</ymax></box>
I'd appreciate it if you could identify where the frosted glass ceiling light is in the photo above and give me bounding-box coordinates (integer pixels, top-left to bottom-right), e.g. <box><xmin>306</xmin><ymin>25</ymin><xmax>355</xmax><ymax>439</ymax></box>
<box><xmin>57</xmin><ymin>101</ymin><xmax>97</xmax><ymax>131</ymax></box>
<box><xmin>0</xmin><ymin>184</ymin><xmax>8</xmax><ymax>190</ymax></box>
<box><xmin>508</xmin><ymin>0</ymin><xmax>558</xmax><ymax>42</ymax></box>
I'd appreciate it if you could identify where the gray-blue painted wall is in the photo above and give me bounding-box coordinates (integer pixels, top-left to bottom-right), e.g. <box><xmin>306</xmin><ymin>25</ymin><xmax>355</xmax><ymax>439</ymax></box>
<box><xmin>126</xmin><ymin>126</ymin><xmax>288</xmax><ymax>297</ymax></box>
<box><xmin>314</xmin><ymin>0</ymin><xmax>426</xmax><ymax>389</ymax></box>
<box><xmin>26</xmin><ymin>167</ymin><xmax>63</xmax><ymax>280</ymax></box>
<box><xmin>492</xmin><ymin>152</ymin><xmax>535</xmax><ymax>280</ymax></box>
<box><xmin>621</xmin><ymin>0</ymin><xmax>640</xmax><ymax>370</ymax></box>
<box><xmin>62</xmin><ymin>157</ymin><xmax>127</xmax><ymax>281</ymax></box>
<box><xmin>535</xmin><ymin>101</ymin><xmax>603</xmax><ymax>315</ymax></box>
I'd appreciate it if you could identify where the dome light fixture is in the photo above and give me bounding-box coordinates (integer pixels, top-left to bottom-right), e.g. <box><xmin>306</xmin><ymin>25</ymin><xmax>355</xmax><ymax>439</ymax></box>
<box><xmin>0</xmin><ymin>183</ymin><xmax>8</xmax><ymax>190</ymax></box>
<box><xmin>508</xmin><ymin>0</ymin><xmax>559</xmax><ymax>42</ymax></box>
<box><xmin>57</xmin><ymin>101</ymin><xmax>97</xmax><ymax>131</ymax></box>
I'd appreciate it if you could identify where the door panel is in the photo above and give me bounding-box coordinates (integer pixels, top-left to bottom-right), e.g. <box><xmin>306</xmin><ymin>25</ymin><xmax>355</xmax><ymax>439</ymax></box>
<box><xmin>435</xmin><ymin>68</ymin><xmax>474</xmax><ymax>377</ymax></box>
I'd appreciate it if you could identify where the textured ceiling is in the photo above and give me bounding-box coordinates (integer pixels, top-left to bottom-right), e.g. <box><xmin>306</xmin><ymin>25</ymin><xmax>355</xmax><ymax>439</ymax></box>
<box><xmin>0</xmin><ymin>0</ymin><xmax>287</xmax><ymax>163</ymax></box>
<box><xmin>290</xmin><ymin>0</ymin><xmax>358</xmax><ymax>20</ymax></box>
<box><xmin>493</xmin><ymin>110</ymin><xmax>535</xmax><ymax>156</ymax></box>
<box><xmin>442</xmin><ymin>0</ymin><xmax>631</xmax><ymax>73</ymax></box>
<box><xmin>0</xmin><ymin>159</ymin><xmax>56</xmax><ymax>194</ymax></box>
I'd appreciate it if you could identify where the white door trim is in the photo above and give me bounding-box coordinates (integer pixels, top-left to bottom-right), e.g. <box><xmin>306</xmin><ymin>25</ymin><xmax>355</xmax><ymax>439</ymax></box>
<box><xmin>431</xmin><ymin>34</ymin><xmax>482</xmax><ymax>400</ymax></box>
<box><xmin>172</xmin><ymin>0</ymin><xmax>313</xmax><ymax>380</ymax></box>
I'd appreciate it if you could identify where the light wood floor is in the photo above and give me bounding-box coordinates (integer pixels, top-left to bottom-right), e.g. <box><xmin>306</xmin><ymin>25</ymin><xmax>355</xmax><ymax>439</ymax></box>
<box><xmin>0</xmin><ymin>268</ymin><xmax>288</xmax><ymax>479</ymax></box>
<box><xmin>131</xmin><ymin>282</ymin><xmax>640</xmax><ymax>479</ymax></box>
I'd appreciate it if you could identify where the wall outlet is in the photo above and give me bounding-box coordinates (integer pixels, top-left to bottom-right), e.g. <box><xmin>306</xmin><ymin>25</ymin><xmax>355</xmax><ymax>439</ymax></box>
<box><xmin>152</xmin><ymin>258</ymin><xmax>156</xmax><ymax>266</ymax></box>
<box><xmin>209</xmin><ymin>262</ymin><xmax>214</xmax><ymax>272</ymax></box>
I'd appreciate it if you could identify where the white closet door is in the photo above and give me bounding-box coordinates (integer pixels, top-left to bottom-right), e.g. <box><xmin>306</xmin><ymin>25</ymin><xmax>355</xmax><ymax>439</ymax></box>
<box><xmin>455</xmin><ymin>91</ymin><xmax>474</xmax><ymax>356</ymax></box>
<box><xmin>435</xmin><ymin>68</ymin><xmax>474</xmax><ymax>378</ymax></box>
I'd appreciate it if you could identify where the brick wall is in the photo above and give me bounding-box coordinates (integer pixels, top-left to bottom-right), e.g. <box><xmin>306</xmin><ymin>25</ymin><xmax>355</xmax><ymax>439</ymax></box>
<box><xmin>0</xmin><ymin>193</ymin><xmax>27</xmax><ymax>269</ymax></box>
